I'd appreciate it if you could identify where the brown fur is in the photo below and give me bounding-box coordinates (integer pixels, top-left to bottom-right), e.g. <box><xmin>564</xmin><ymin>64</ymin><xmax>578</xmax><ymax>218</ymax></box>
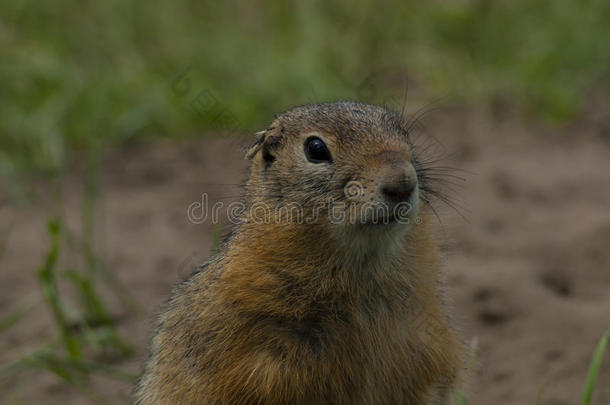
<box><xmin>135</xmin><ymin>102</ymin><xmax>462</xmax><ymax>404</ymax></box>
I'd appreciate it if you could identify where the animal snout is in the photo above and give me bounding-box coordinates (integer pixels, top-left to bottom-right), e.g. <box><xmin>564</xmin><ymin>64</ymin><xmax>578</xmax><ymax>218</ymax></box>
<box><xmin>381</xmin><ymin>181</ymin><xmax>414</xmax><ymax>203</ymax></box>
<box><xmin>379</xmin><ymin>164</ymin><xmax>417</xmax><ymax>204</ymax></box>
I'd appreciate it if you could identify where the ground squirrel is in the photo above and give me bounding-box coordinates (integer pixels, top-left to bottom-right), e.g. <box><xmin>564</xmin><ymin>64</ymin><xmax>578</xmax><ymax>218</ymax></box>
<box><xmin>136</xmin><ymin>101</ymin><xmax>462</xmax><ymax>404</ymax></box>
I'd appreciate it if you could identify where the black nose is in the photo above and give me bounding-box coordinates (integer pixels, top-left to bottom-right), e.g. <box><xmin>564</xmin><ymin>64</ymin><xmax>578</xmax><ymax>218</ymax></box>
<box><xmin>381</xmin><ymin>179</ymin><xmax>415</xmax><ymax>204</ymax></box>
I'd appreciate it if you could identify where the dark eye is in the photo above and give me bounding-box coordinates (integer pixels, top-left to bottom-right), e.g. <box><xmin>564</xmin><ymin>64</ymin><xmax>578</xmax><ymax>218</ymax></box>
<box><xmin>304</xmin><ymin>137</ymin><xmax>332</xmax><ymax>163</ymax></box>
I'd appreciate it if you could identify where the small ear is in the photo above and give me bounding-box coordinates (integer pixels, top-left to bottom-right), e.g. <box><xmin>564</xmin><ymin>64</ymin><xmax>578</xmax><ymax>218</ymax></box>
<box><xmin>245</xmin><ymin>130</ymin><xmax>267</xmax><ymax>160</ymax></box>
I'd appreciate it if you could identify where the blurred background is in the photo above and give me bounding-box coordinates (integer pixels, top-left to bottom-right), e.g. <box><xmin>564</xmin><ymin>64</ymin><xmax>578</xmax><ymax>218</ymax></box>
<box><xmin>1</xmin><ymin>1</ymin><xmax>609</xmax><ymax>404</ymax></box>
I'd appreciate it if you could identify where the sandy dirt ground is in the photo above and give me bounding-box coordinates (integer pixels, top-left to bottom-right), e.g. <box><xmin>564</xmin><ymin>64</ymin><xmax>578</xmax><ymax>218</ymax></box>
<box><xmin>1</xmin><ymin>106</ymin><xmax>609</xmax><ymax>404</ymax></box>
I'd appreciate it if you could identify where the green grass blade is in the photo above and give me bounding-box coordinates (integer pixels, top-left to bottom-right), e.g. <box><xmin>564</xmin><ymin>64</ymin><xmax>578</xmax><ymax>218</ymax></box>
<box><xmin>62</xmin><ymin>269</ymin><xmax>132</xmax><ymax>359</ymax></box>
<box><xmin>37</xmin><ymin>218</ymin><xmax>82</xmax><ymax>359</ymax></box>
<box><xmin>19</xmin><ymin>350</ymin><xmax>105</xmax><ymax>404</ymax></box>
<box><xmin>534</xmin><ymin>380</ymin><xmax>549</xmax><ymax>405</ymax></box>
<box><xmin>0</xmin><ymin>305</ymin><xmax>29</xmax><ymax>334</ymax></box>
<box><xmin>62</xmin><ymin>269</ymin><xmax>112</xmax><ymax>326</ymax></box>
<box><xmin>581</xmin><ymin>328</ymin><xmax>610</xmax><ymax>405</ymax></box>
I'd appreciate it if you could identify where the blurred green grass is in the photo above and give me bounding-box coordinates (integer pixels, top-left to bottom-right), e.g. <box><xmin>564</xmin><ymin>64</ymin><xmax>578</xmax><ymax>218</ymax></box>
<box><xmin>1</xmin><ymin>0</ymin><xmax>610</xmax><ymax>175</ymax></box>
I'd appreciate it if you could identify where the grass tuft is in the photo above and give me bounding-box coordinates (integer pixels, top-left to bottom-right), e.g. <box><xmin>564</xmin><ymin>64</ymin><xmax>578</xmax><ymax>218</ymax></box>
<box><xmin>0</xmin><ymin>217</ymin><xmax>136</xmax><ymax>402</ymax></box>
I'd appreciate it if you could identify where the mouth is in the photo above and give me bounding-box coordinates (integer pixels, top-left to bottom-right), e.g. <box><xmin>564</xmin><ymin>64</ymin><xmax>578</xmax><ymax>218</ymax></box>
<box><xmin>356</xmin><ymin>212</ymin><xmax>407</xmax><ymax>227</ymax></box>
<box><xmin>329</xmin><ymin>190</ymin><xmax>418</xmax><ymax>227</ymax></box>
